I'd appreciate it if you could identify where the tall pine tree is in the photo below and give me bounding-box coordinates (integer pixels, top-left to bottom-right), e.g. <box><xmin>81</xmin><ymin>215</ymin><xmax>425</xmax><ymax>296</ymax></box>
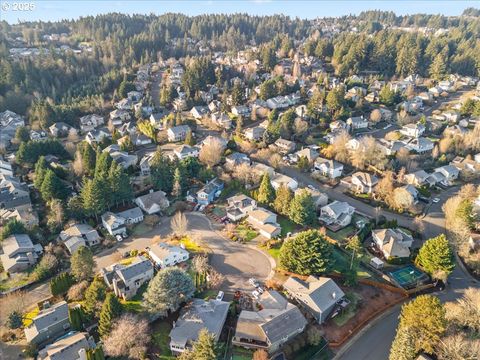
<box><xmin>98</xmin><ymin>293</ymin><xmax>122</xmax><ymax>338</ymax></box>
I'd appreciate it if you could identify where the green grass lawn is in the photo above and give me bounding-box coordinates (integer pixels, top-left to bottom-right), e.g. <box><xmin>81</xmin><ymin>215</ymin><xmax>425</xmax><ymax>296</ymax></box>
<box><xmin>332</xmin><ymin>292</ymin><xmax>362</xmax><ymax>327</ymax></box>
<box><xmin>292</xmin><ymin>339</ymin><xmax>332</xmax><ymax>360</ymax></box>
<box><xmin>132</xmin><ymin>223</ymin><xmax>153</xmax><ymax>236</ymax></box>
<box><xmin>331</xmin><ymin>248</ymin><xmax>371</xmax><ymax>278</ymax></box>
<box><xmin>151</xmin><ymin>321</ymin><xmax>175</xmax><ymax>360</ymax></box>
<box><xmin>120</xmin><ymin>283</ymin><xmax>147</xmax><ymax>313</ymax></box>
<box><xmin>231</xmin><ymin>346</ymin><xmax>253</xmax><ymax>360</ymax></box>
<box><xmin>196</xmin><ymin>289</ymin><xmax>218</xmax><ymax>300</ymax></box>
<box><xmin>278</xmin><ymin>216</ymin><xmax>299</xmax><ymax>236</ymax></box>
<box><xmin>235</xmin><ymin>224</ymin><xmax>258</xmax><ymax>242</ymax></box>
<box><xmin>327</xmin><ymin>225</ymin><xmax>356</xmax><ymax>244</ymax></box>
<box><xmin>0</xmin><ymin>270</ymin><xmax>35</xmax><ymax>292</ymax></box>
<box><xmin>267</xmin><ymin>246</ymin><xmax>281</xmax><ymax>262</ymax></box>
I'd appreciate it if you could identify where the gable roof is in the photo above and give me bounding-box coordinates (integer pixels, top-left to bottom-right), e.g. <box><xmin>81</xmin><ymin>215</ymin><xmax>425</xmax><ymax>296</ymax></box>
<box><xmin>116</xmin><ymin>256</ymin><xmax>153</xmax><ymax>282</ymax></box>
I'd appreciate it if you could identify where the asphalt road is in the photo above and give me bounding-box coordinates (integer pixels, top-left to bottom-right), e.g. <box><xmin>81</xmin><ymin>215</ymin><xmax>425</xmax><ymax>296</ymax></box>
<box><xmin>94</xmin><ymin>212</ymin><xmax>272</xmax><ymax>292</ymax></box>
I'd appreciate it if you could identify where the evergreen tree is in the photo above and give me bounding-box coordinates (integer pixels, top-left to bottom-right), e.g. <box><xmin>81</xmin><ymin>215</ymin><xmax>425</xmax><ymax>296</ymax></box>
<box><xmin>235</xmin><ymin>116</ymin><xmax>243</xmax><ymax>135</ymax></box>
<box><xmin>0</xmin><ymin>219</ymin><xmax>26</xmax><ymax>240</ymax></box>
<box><xmin>34</xmin><ymin>156</ymin><xmax>48</xmax><ymax>188</ymax></box>
<box><xmin>179</xmin><ymin>329</ymin><xmax>218</xmax><ymax>360</ymax></box>
<box><xmin>7</xmin><ymin>311</ymin><xmax>22</xmax><ymax>329</ymax></box>
<box><xmin>273</xmin><ymin>184</ymin><xmax>293</xmax><ymax>216</ymax></box>
<box><xmin>429</xmin><ymin>48</ymin><xmax>448</xmax><ymax>80</ymax></box>
<box><xmin>230</xmin><ymin>82</ymin><xmax>244</xmax><ymax>106</ymax></box>
<box><xmin>297</xmin><ymin>156</ymin><xmax>310</xmax><ymax>172</ymax></box>
<box><xmin>289</xmin><ymin>190</ymin><xmax>316</xmax><ymax>226</ymax></box>
<box><xmin>40</xmin><ymin>169</ymin><xmax>68</xmax><ymax>201</ymax></box>
<box><xmin>108</xmin><ymin>161</ymin><xmax>132</xmax><ymax>206</ymax></box>
<box><xmin>143</xmin><ymin>267</ymin><xmax>195</xmax><ymax>315</ymax></box>
<box><xmin>50</xmin><ymin>272</ymin><xmax>75</xmax><ymax>296</ymax></box>
<box><xmin>279</xmin><ymin>230</ymin><xmax>334</xmax><ymax>275</ymax></box>
<box><xmin>257</xmin><ymin>173</ymin><xmax>275</xmax><ymax>205</ymax></box>
<box><xmin>379</xmin><ymin>86</ymin><xmax>397</xmax><ymax>106</ymax></box>
<box><xmin>389</xmin><ymin>327</ymin><xmax>417</xmax><ymax>360</ymax></box>
<box><xmin>81</xmin><ymin>178</ymin><xmax>109</xmax><ymax>217</ymax></box>
<box><xmin>150</xmin><ymin>149</ymin><xmax>175</xmax><ymax>193</ymax></box>
<box><xmin>71</xmin><ymin>246</ymin><xmax>95</xmax><ymax>281</ymax></box>
<box><xmin>98</xmin><ymin>293</ymin><xmax>123</xmax><ymax>338</ymax></box>
<box><xmin>95</xmin><ymin>152</ymin><xmax>113</xmax><ymax>180</ymax></box>
<box><xmin>69</xmin><ymin>306</ymin><xmax>85</xmax><ymax>331</ymax></box>
<box><xmin>395</xmin><ymin>295</ymin><xmax>446</xmax><ymax>355</ymax></box>
<box><xmin>415</xmin><ymin>234</ymin><xmax>455</xmax><ymax>278</ymax></box>
<box><xmin>80</xmin><ymin>142</ymin><xmax>96</xmax><ymax>175</ymax></box>
<box><xmin>84</xmin><ymin>277</ymin><xmax>107</xmax><ymax>318</ymax></box>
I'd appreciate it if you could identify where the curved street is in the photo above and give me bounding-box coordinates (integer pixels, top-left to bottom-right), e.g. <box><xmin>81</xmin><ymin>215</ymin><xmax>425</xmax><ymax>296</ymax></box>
<box><xmin>94</xmin><ymin>212</ymin><xmax>272</xmax><ymax>292</ymax></box>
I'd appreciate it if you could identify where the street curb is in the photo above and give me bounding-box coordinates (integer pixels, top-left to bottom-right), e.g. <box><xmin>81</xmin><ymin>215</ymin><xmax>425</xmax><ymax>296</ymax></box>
<box><xmin>332</xmin><ymin>301</ymin><xmax>404</xmax><ymax>360</ymax></box>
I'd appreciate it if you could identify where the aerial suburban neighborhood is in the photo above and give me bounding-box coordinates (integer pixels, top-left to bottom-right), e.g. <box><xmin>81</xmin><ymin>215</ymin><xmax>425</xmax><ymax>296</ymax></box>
<box><xmin>1</xmin><ymin>1</ymin><xmax>480</xmax><ymax>360</ymax></box>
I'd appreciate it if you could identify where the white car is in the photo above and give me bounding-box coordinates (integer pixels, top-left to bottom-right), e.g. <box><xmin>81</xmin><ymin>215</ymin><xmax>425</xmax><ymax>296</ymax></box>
<box><xmin>251</xmin><ymin>290</ymin><xmax>260</xmax><ymax>300</ymax></box>
<box><xmin>115</xmin><ymin>234</ymin><xmax>123</xmax><ymax>242</ymax></box>
<box><xmin>249</xmin><ymin>278</ymin><xmax>259</xmax><ymax>287</ymax></box>
<box><xmin>307</xmin><ymin>184</ymin><xmax>316</xmax><ymax>191</ymax></box>
<box><xmin>216</xmin><ymin>291</ymin><xmax>224</xmax><ymax>301</ymax></box>
<box><xmin>256</xmin><ymin>287</ymin><xmax>264</xmax><ymax>294</ymax></box>
<box><xmin>432</xmin><ymin>197</ymin><xmax>440</xmax><ymax>203</ymax></box>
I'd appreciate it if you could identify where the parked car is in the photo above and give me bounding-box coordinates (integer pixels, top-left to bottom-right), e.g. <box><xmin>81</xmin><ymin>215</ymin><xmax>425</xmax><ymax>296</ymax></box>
<box><xmin>249</xmin><ymin>278</ymin><xmax>259</xmax><ymax>287</ymax></box>
<box><xmin>216</xmin><ymin>291</ymin><xmax>224</xmax><ymax>301</ymax></box>
<box><xmin>256</xmin><ymin>287</ymin><xmax>264</xmax><ymax>294</ymax></box>
<box><xmin>251</xmin><ymin>290</ymin><xmax>259</xmax><ymax>300</ymax></box>
<box><xmin>116</xmin><ymin>234</ymin><xmax>123</xmax><ymax>242</ymax></box>
<box><xmin>432</xmin><ymin>197</ymin><xmax>440</xmax><ymax>203</ymax></box>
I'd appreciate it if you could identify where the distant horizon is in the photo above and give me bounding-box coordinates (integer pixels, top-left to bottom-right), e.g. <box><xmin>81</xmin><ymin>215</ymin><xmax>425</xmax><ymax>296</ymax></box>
<box><xmin>0</xmin><ymin>1</ymin><xmax>478</xmax><ymax>25</ymax></box>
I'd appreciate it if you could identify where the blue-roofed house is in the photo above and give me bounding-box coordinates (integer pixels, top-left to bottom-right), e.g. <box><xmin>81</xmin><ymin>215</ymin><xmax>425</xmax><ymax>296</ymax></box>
<box><xmin>197</xmin><ymin>178</ymin><xmax>224</xmax><ymax>205</ymax></box>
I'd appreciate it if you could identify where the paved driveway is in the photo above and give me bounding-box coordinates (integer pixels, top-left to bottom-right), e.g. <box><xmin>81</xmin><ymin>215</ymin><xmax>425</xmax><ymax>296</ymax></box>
<box><xmin>94</xmin><ymin>213</ymin><xmax>272</xmax><ymax>292</ymax></box>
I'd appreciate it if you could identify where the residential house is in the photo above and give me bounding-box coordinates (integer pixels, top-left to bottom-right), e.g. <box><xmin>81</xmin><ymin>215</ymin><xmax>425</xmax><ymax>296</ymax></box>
<box><xmin>173</xmin><ymin>145</ymin><xmax>199</xmax><ymax>160</ymax></box>
<box><xmin>329</xmin><ymin>120</ymin><xmax>347</xmax><ymax>132</ymax></box>
<box><xmin>211</xmin><ymin>112</ymin><xmax>232</xmax><ymax>129</ymax></box>
<box><xmin>319</xmin><ymin>201</ymin><xmax>355</xmax><ymax>228</ymax></box>
<box><xmin>314</xmin><ymin>158</ymin><xmax>344</xmax><ymax>179</ymax></box>
<box><xmin>85</xmin><ymin>128</ymin><xmax>111</xmax><ymax>145</ymax></box>
<box><xmin>404</xmin><ymin>170</ymin><xmax>430</xmax><ymax>187</ymax></box>
<box><xmin>0</xmin><ymin>110</ymin><xmax>25</xmax><ymax>149</ymax></box>
<box><xmin>283</xmin><ymin>276</ymin><xmax>345</xmax><ymax>324</ymax></box>
<box><xmin>101</xmin><ymin>256</ymin><xmax>154</xmax><ymax>299</ymax></box>
<box><xmin>400</xmin><ymin>123</ymin><xmax>426</xmax><ymax>138</ymax></box>
<box><xmin>233</xmin><ymin>290</ymin><xmax>307</xmax><ymax>352</ymax></box>
<box><xmin>115</xmin><ymin>98</ymin><xmax>133</xmax><ymax>110</ymax></box>
<box><xmin>270</xmin><ymin>173</ymin><xmax>298</xmax><ymax>191</ymax></box>
<box><xmin>0</xmin><ymin>158</ymin><xmax>13</xmax><ymax>176</ymax></box>
<box><xmin>346</xmin><ymin>116</ymin><xmax>369</xmax><ymax>131</ymax></box>
<box><xmin>406</xmin><ymin>137</ymin><xmax>434</xmax><ymax>153</ymax></box>
<box><xmin>433</xmin><ymin>165</ymin><xmax>460</xmax><ymax>186</ymax></box>
<box><xmin>38</xmin><ymin>332</ymin><xmax>94</xmax><ymax>360</ymax></box>
<box><xmin>59</xmin><ymin>224</ymin><xmax>101</xmax><ymax>255</ymax></box>
<box><xmin>0</xmin><ymin>207</ymin><xmax>38</xmax><ymax>227</ymax></box>
<box><xmin>403</xmin><ymin>184</ymin><xmax>419</xmax><ymax>202</ymax></box>
<box><xmin>130</xmin><ymin>133</ymin><xmax>152</xmax><ymax>146</ymax></box>
<box><xmin>103</xmin><ymin>145</ymin><xmax>138</xmax><ymax>169</ymax></box>
<box><xmin>247</xmin><ymin>207</ymin><xmax>281</xmax><ymax>239</ymax></box>
<box><xmin>197</xmin><ymin>178</ymin><xmax>224</xmax><ymax>205</ymax></box>
<box><xmin>150</xmin><ymin>110</ymin><xmax>169</xmax><ymax>129</ymax></box>
<box><xmin>109</xmin><ymin>109</ymin><xmax>130</xmax><ymax>125</ymax></box>
<box><xmin>49</xmin><ymin>122</ymin><xmax>71</xmax><ymax>138</ymax></box>
<box><xmin>351</xmin><ymin>172</ymin><xmax>379</xmax><ymax>194</ymax></box>
<box><xmin>30</xmin><ymin>130</ymin><xmax>47</xmax><ymax>141</ymax></box>
<box><xmin>173</xmin><ymin>98</ymin><xmax>188</xmax><ymax>111</ymax></box>
<box><xmin>372</xmin><ymin>228</ymin><xmax>414</xmax><ymax>259</ymax></box>
<box><xmin>24</xmin><ymin>301</ymin><xmax>70</xmax><ymax>345</ymax></box>
<box><xmin>190</xmin><ymin>106</ymin><xmax>209</xmax><ymax>120</ymax></box>
<box><xmin>139</xmin><ymin>152</ymin><xmax>155</xmax><ymax>176</ymax></box>
<box><xmin>135</xmin><ymin>190</ymin><xmax>170</xmax><ymax>215</ymax></box>
<box><xmin>295</xmin><ymin>187</ymin><xmax>328</xmax><ymax>210</ymax></box>
<box><xmin>101</xmin><ymin>207</ymin><xmax>144</xmax><ymax>236</ymax></box>
<box><xmin>226</xmin><ymin>194</ymin><xmax>257</xmax><ymax>222</ymax></box>
<box><xmin>0</xmin><ymin>234</ymin><xmax>42</xmax><ymax>273</ymax></box>
<box><xmin>443</xmin><ymin>110</ymin><xmax>461</xmax><ymax>123</ymax></box>
<box><xmin>79</xmin><ymin>114</ymin><xmax>104</xmax><ymax>133</ymax></box>
<box><xmin>201</xmin><ymin>135</ymin><xmax>227</xmax><ymax>150</ymax></box>
<box><xmin>170</xmin><ymin>299</ymin><xmax>229</xmax><ymax>354</ymax></box>
<box><xmin>244</xmin><ymin>126</ymin><xmax>265</xmax><ymax>141</ymax></box>
<box><xmin>208</xmin><ymin>100</ymin><xmax>221</xmax><ymax>113</ymax></box>
<box><xmin>274</xmin><ymin>138</ymin><xmax>296</xmax><ymax>154</ymax></box>
<box><xmin>148</xmin><ymin>242</ymin><xmax>189</xmax><ymax>269</ymax></box>
<box><xmin>168</xmin><ymin>125</ymin><xmax>190</xmax><ymax>142</ymax></box>
<box><xmin>231</xmin><ymin>105</ymin><xmax>251</xmax><ymax>117</ymax></box>
<box><xmin>295</xmin><ymin>147</ymin><xmax>320</xmax><ymax>163</ymax></box>
<box><xmin>127</xmin><ymin>90</ymin><xmax>143</xmax><ymax>102</ymax></box>
<box><xmin>225</xmin><ymin>152</ymin><xmax>251</xmax><ymax>167</ymax></box>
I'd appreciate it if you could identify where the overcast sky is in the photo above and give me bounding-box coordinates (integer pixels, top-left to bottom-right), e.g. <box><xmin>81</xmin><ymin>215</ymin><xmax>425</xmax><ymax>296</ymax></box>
<box><xmin>0</xmin><ymin>1</ymin><xmax>477</xmax><ymax>24</ymax></box>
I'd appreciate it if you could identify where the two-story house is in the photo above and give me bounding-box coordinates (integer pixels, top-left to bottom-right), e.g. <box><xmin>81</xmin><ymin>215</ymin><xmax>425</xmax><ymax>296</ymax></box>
<box><xmin>0</xmin><ymin>234</ymin><xmax>42</xmax><ymax>273</ymax></box>
<box><xmin>148</xmin><ymin>242</ymin><xmax>189</xmax><ymax>269</ymax></box>
<box><xmin>24</xmin><ymin>301</ymin><xmax>70</xmax><ymax>345</ymax></box>
<box><xmin>247</xmin><ymin>207</ymin><xmax>281</xmax><ymax>239</ymax></box>
<box><xmin>319</xmin><ymin>201</ymin><xmax>355</xmax><ymax>228</ymax></box>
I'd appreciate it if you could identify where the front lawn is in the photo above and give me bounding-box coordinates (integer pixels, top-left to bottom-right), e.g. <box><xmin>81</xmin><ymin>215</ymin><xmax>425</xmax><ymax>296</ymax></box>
<box><xmin>231</xmin><ymin>346</ymin><xmax>254</xmax><ymax>360</ymax></box>
<box><xmin>151</xmin><ymin>321</ymin><xmax>175</xmax><ymax>360</ymax></box>
<box><xmin>278</xmin><ymin>216</ymin><xmax>299</xmax><ymax>236</ymax></box>
<box><xmin>0</xmin><ymin>270</ymin><xmax>34</xmax><ymax>292</ymax></box>
<box><xmin>132</xmin><ymin>223</ymin><xmax>153</xmax><ymax>236</ymax></box>
<box><xmin>327</xmin><ymin>225</ymin><xmax>356</xmax><ymax>244</ymax></box>
<box><xmin>235</xmin><ymin>224</ymin><xmax>258</xmax><ymax>242</ymax></box>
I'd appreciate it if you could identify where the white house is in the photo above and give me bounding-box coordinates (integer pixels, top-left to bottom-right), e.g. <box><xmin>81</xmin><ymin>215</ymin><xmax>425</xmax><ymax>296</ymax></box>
<box><xmin>351</xmin><ymin>172</ymin><xmax>378</xmax><ymax>194</ymax></box>
<box><xmin>79</xmin><ymin>114</ymin><xmax>104</xmax><ymax>133</ymax></box>
<box><xmin>433</xmin><ymin>165</ymin><xmax>460</xmax><ymax>186</ymax></box>
<box><xmin>101</xmin><ymin>256</ymin><xmax>154</xmax><ymax>299</ymax></box>
<box><xmin>247</xmin><ymin>207</ymin><xmax>281</xmax><ymax>239</ymax></box>
<box><xmin>173</xmin><ymin>145</ymin><xmax>199</xmax><ymax>160</ymax></box>
<box><xmin>135</xmin><ymin>190</ymin><xmax>170</xmax><ymax>214</ymax></box>
<box><xmin>405</xmin><ymin>137</ymin><xmax>434</xmax><ymax>153</ymax></box>
<box><xmin>167</xmin><ymin>125</ymin><xmax>190</xmax><ymax>142</ymax></box>
<box><xmin>226</xmin><ymin>194</ymin><xmax>257</xmax><ymax>222</ymax></box>
<box><xmin>244</xmin><ymin>126</ymin><xmax>265</xmax><ymax>141</ymax></box>
<box><xmin>372</xmin><ymin>228</ymin><xmax>413</xmax><ymax>259</ymax></box>
<box><xmin>148</xmin><ymin>242</ymin><xmax>189</xmax><ymax>269</ymax></box>
<box><xmin>319</xmin><ymin>201</ymin><xmax>355</xmax><ymax>228</ymax></box>
<box><xmin>346</xmin><ymin>116</ymin><xmax>369</xmax><ymax>130</ymax></box>
<box><xmin>101</xmin><ymin>207</ymin><xmax>144</xmax><ymax>236</ymax></box>
<box><xmin>270</xmin><ymin>173</ymin><xmax>298</xmax><ymax>191</ymax></box>
<box><xmin>314</xmin><ymin>158</ymin><xmax>344</xmax><ymax>179</ymax></box>
<box><xmin>400</xmin><ymin>123</ymin><xmax>425</xmax><ymax>138</ymax></box>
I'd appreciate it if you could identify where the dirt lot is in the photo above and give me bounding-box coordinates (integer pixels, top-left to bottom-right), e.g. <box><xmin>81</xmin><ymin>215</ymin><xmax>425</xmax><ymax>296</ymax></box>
<box><xmin>321</xmin><ymin>283</ymin><xmax>405</xmax><ymax>345</ymax></box>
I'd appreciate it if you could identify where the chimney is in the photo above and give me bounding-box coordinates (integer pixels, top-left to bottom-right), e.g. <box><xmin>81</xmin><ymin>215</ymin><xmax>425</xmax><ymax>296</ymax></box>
<box><xmin>331</xmin><ymin>292</ymin><xmax>336</xmax><ymax>300</ymax></box>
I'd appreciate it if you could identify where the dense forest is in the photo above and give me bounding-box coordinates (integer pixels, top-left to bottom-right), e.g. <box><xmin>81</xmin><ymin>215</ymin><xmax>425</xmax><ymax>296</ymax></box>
<box><xmin>0</xmin><ymin>10</ymin><xmax>479</xmax><ymax>117</ymax></box>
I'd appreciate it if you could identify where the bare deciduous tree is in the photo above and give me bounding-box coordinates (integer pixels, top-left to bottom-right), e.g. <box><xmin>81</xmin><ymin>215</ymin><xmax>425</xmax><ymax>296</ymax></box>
<box><xmin>171</xmin><ymin>211</ymin><xmax>188</xmax><ymax>237</ymax></box>
<box><xmin>253</xmin><ymin>349</ymin><xmax>269</xmax><ymax>360</ymax></box>
<box><xmin>207</xmin><ymin>268</ymin><xmax>225</xmax><ymax>289</ymax></box>
<box><xmin>199</xmin><ymin>137</ymin><xmax>225</xmax><ymax>168</ymax></box>
<box><xmin>67</xmin><ymin>280</ymin><xmax>89</xmax><ymax>302</ymax></box>
<box><xmin>438</xmin><ymin>335</ymin><xmax>480</xmax><ymax>360</ymax></box>
<box><xmin>103</xmin><ymin>314</ymin><xmax>150</xmax><ymax>359</ymax></box>
<box><xmin>393</xmin><ymin>187</ymin><xmax>414</xmax><ymax>212</ymax></box>
<box><xmin>73</xmin><ymin>151</ymin><xmax>84</xmax><ymax>176</ymax></box>
<box><xmin>370</xmin><ymin>109</ymin><xmax>382</xmax><ymax>123</ymax></box>
<box><xmin>191</xmin><ymin>255</ymin><xmax>209</xmax><ymax>274</ymax></box>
